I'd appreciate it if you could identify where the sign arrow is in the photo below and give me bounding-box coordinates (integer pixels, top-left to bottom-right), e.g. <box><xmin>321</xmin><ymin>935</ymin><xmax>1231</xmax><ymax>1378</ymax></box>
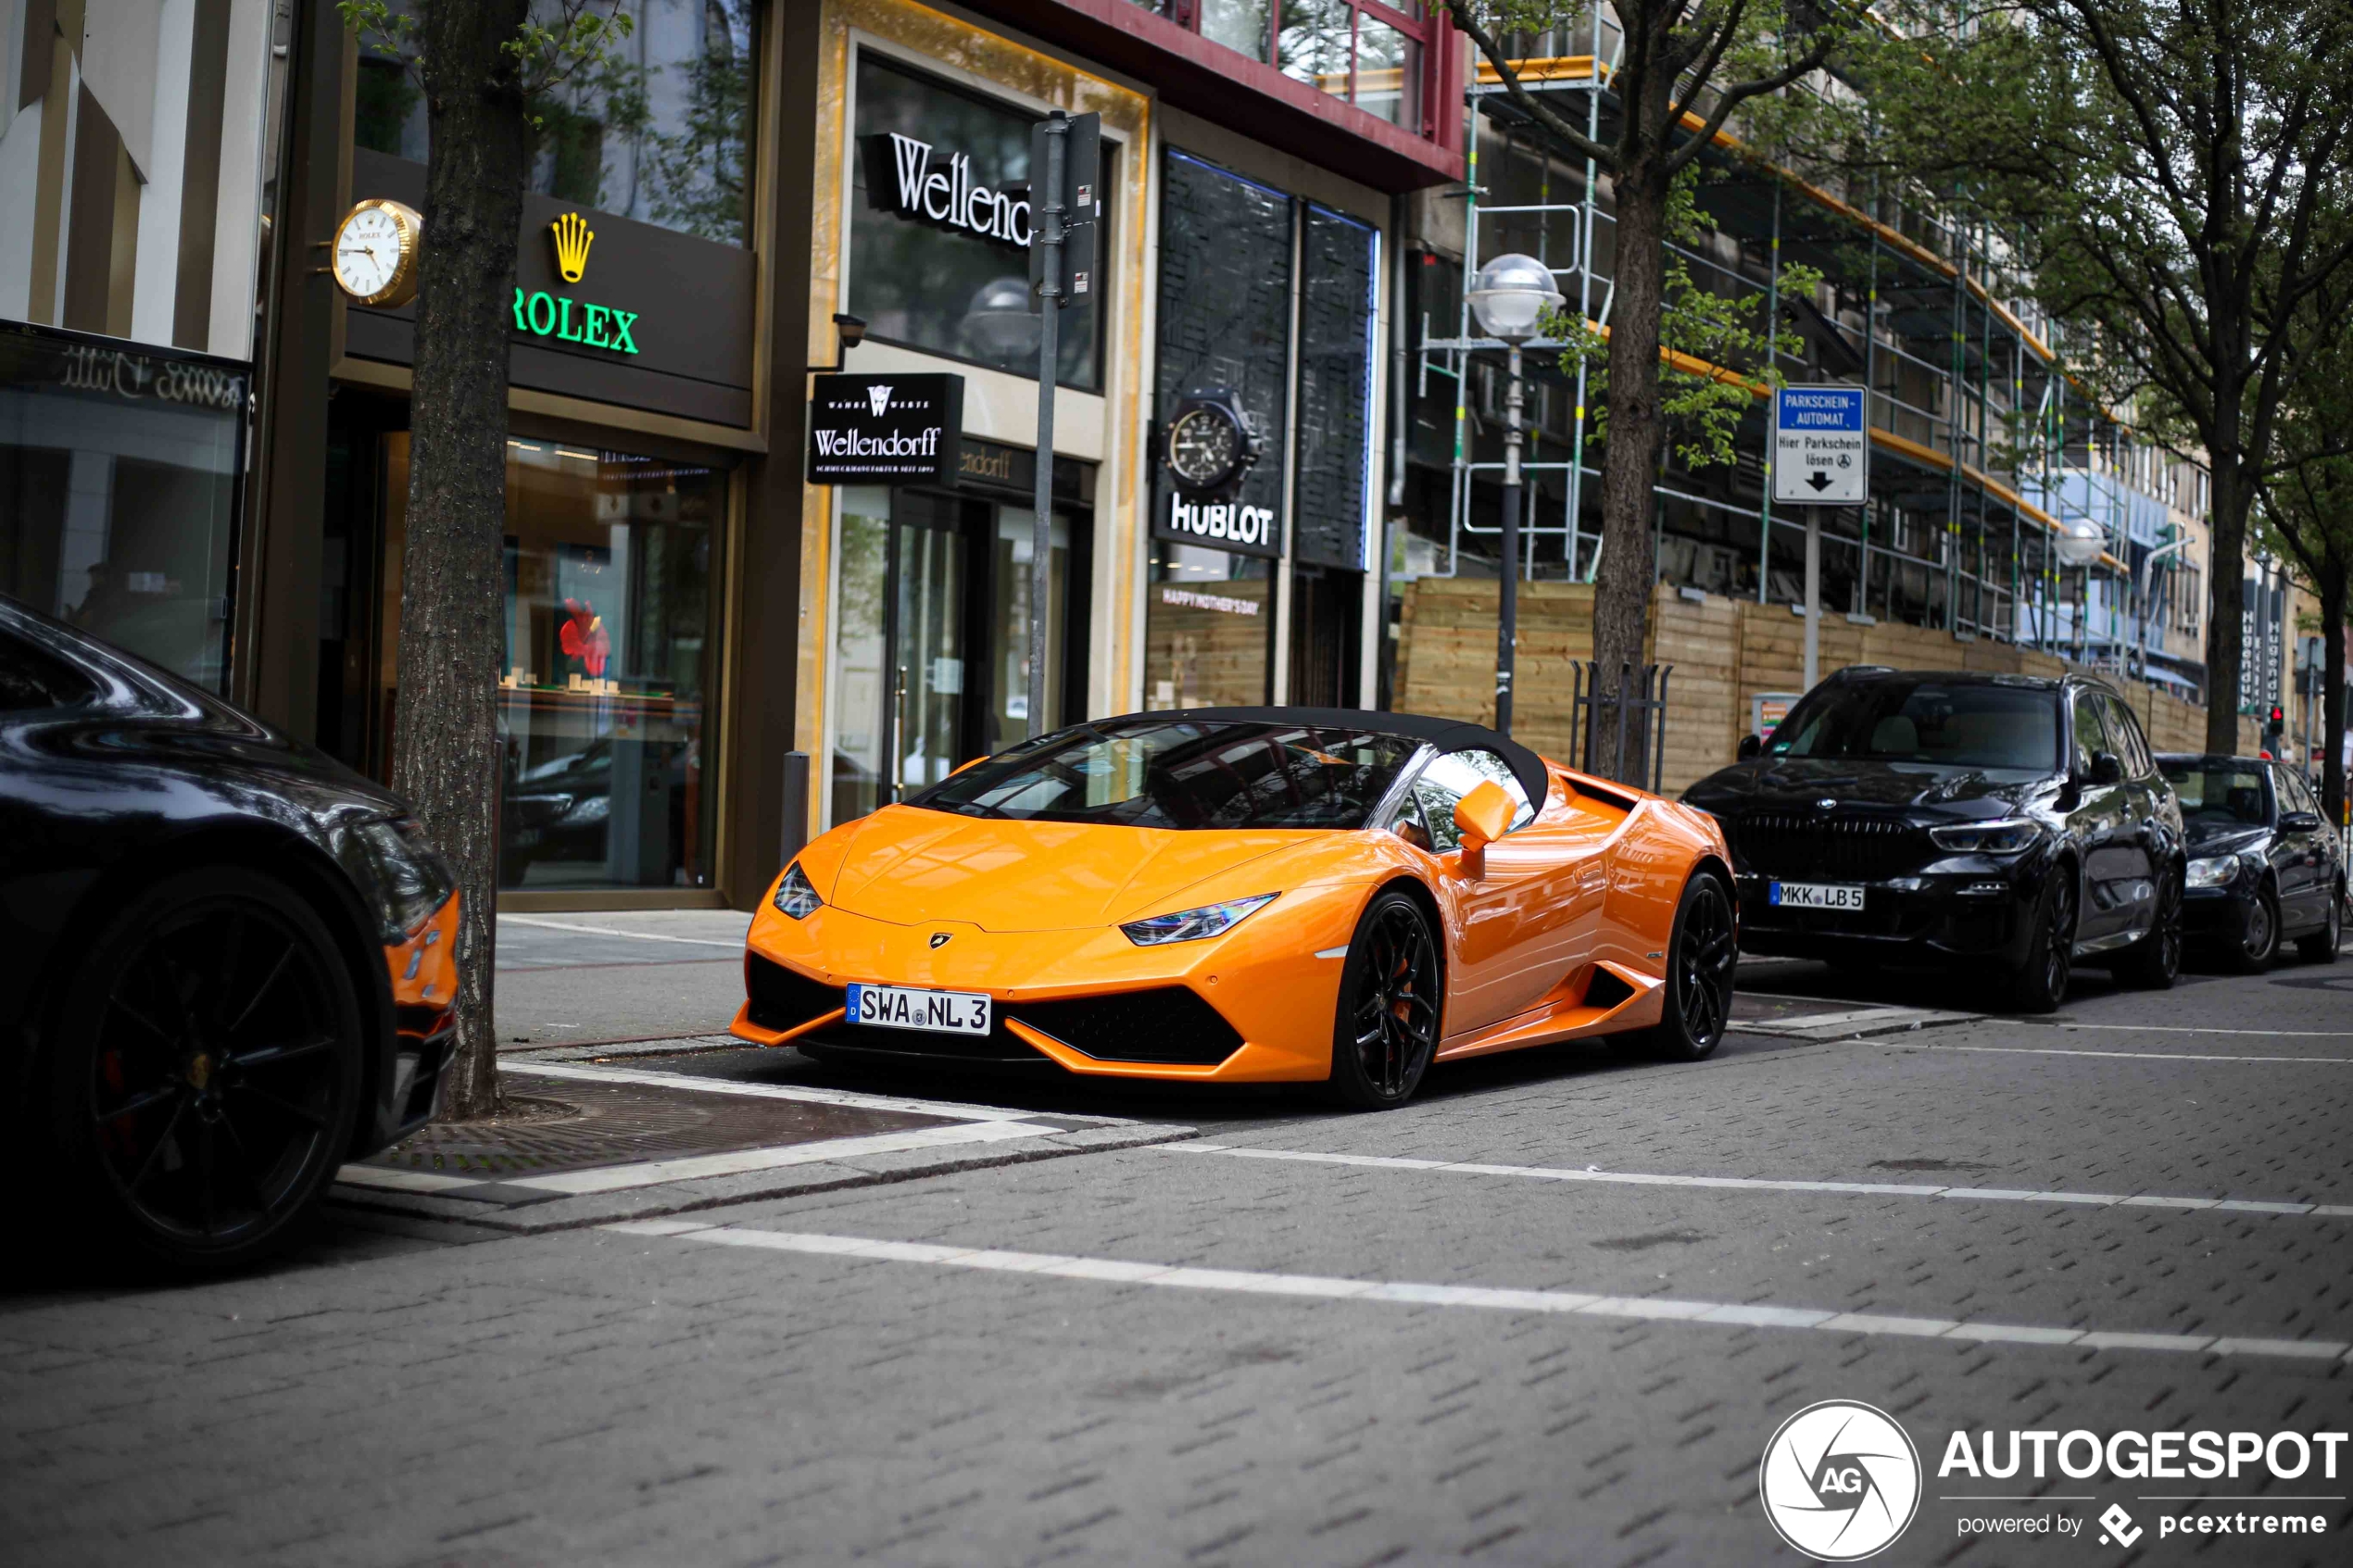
<box><xmin>1806</xmin><ymin>470</ymin><xmax>1832</xmax><ymax>492</ymax></box>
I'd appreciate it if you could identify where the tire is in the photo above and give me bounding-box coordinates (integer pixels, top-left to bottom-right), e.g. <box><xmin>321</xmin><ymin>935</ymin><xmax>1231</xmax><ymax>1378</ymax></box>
<box><xmin>1323</xmin><ymin>888</ymin><xmax>1443</xmax><ymax>1110</ymax></box>
<box><xmin>1629</xmin><ymin>869</ymin><xmax>1737</xmax><ymax>1061</ymax></box>
<box><xmin>2111</xmin><ymin>862</ymin><xmax>2183</xmax><ymax>990</ymax></box>
<box><xmin>2295</xmin><ymin>884</ymin><xmax>2343</xmax><ymax>964</ymax></box>
<box><xmin>40</xmin><ymin>868</ymin><xmax>364</xmax><ymax>1273</ymax></box>
<box><xmin>2007</xmin><ymin>869</ymin><xmax>2077</xmax><ymax>1013</ymax></box>
<box><xmin>2225</xmin><ymin>884</ymin><xmax>2281</xmax><ymax>973</ymax></box>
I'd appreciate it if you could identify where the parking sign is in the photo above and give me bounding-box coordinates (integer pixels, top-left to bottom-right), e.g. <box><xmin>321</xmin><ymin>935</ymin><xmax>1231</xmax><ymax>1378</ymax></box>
<box><xmin>1773</xmin><ymin>385</ymin><xmax>1869</xmax><ymax>505</ymax></box>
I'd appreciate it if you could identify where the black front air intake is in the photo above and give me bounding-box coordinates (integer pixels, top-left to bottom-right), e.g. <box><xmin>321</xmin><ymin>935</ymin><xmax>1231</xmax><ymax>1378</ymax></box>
<box><xmin>1011</xmin><ymin>988</ymin><xmax>1246</xmax><ymax>1066</ymax></box>
<box><xmin>745</xmin><ymin>952</ymin><xmax>846</xmax><ymax>1033</ymax></box>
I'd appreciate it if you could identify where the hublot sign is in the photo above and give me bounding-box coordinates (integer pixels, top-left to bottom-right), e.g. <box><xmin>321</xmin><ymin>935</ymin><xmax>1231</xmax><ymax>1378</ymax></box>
<box><xmin>807</xmin><ymin>372</ymin><xmax>965</xmax><ymax>485</ymax></box>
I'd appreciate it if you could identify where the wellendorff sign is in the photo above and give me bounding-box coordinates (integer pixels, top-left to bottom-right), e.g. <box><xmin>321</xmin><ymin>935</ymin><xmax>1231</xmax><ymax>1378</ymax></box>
<box><xmin>862</xmin><ymin>133</ymin><xmax>1029</xmax><ymax>249</ymax></box>
<box><xmin>807</xmin><ymin>373</ymin><xmax>964</xmax><ymax>485</ymax></box>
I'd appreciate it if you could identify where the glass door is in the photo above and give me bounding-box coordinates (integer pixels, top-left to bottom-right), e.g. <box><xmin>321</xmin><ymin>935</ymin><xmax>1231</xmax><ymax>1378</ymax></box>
<box><xmin>891</xmin><ymin>503</ymin><xmax>969</xmax><ymax>798</ymax></box>
<box><xmin>988</xmin><ymin>505</ymin><xmax>1069</xmax><ymax>750</ymax></box>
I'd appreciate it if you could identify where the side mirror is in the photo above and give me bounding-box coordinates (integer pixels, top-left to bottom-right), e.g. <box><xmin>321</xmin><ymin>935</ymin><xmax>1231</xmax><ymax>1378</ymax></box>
<box><xmin>1453</xmin><ymin>780</ymin><xmax>1516</xmax><ymax>855</ymax></box>
<box><xmin>2088</xmin><ymin>751</ymin><xmax>2124</xmax><ymax>786</ymax></box>
<box><xmin>1737</xmin><ymin>733</ymin><xmax>1763</xmax><ymax>760</ymax></box>
<box><xmin>2280</xmin><ymin>809</ymin><xmax>2322</xmax><ymax>833</ymax></box>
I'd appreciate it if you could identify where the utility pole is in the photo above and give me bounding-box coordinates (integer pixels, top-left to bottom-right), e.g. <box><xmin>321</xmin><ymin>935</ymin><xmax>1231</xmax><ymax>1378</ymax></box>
<box><xmin>1026</xmin><ymin>109</ymin><xmax>1097</xmax><ymax>741</ymax></box>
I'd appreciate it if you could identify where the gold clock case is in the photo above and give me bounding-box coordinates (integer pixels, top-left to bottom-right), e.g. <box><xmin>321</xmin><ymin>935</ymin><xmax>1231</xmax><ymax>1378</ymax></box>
<box><xmin>333</xmin><ymin>198</ymin><xmax>424</xmax><ymax>309</ymax></box>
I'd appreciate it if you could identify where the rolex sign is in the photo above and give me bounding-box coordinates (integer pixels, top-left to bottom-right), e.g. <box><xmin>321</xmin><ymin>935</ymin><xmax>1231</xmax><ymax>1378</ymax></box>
<box><xmin>807</xmin><ymin>373</ymin><xmax>964</xmax><ymax>485</ymax></box>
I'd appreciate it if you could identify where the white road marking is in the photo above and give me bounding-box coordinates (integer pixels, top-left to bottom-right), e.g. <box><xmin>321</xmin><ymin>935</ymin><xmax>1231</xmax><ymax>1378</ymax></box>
<box><xmin>1733</xmin><ymin>1006</ymin><xmax>1973</xmax><ymax>1039</ymax></box>
<box><xmin>495</xmin><ymin>1120</ymin><xmax>1057</xmax><ymax>1195</ymax></box>
<box><xmin>500</xmin><ymin>915</ymin><xmax>744</xmax><ymax>948</ymax></box>
<box><xmin>502</xmin><ymin>1060</ymin><xmax>1127</xmax><ymax>1124</ymax></box>
<box><xmin>1157</xmin><ymin>1142</ymin><xmax>2353</xmax><ymax>1218</ymax></box>
<box><xmin>334</xmin><ymin>1165</ymin><xmax>484</xmax><ymax>1194</ymax></box>
<box><xmin>610</xmin><ymin>1222</ymin><xmax>2353</xmax><ymax>1364</ymax></box>
<box><xmin>1894</xmin><ymin>1043</ymin><xmax>2353</xmax><ymax>1067</ymax></box>
<box><xmin>2051</xmin><ymin>1022</ymin><xmax>2353</xmax><ymax>1038</ymax></box>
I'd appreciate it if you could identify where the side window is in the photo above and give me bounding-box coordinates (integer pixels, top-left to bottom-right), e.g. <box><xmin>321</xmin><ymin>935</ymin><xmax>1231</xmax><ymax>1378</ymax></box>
<box><xmin>2102</xmin><ymin>696</ymin><xmax>2153</xmax><ymax>777</ymax></box>
<box><xmin>2070</xmin><ymin>692</ymin><xmax>2111</xmax><ymax>774</ymax></box>
<box><xmin>0</xmin><ymin>630</ymin><xmax>100</xmax><ymax>713</ymax></box>
<box><xmin>1410</xmin><ymin>748</ymin><xmax>1535</xmax><ymax>853</ymax></box>
<box><xmin>2279</xmin><ymin>767</ymin><xmax>2318</xmax><ymax>819</ymax></box>
<box><xmin>1385</xmin><ymin>794</ymin><xmax>1434</xmax><ymax>853</ymax></box>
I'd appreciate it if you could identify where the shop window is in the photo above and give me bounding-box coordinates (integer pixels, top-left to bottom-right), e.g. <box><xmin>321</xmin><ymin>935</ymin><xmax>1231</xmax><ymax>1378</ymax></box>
<box><xmin>1294</xmin><ymin>204</ymin><xmax>1377</xmax><ymax>571</ymax></box>
<box><xmin>1147</xmin><ymin>546</ymin><xmax>1274</xmax><ymax>709</ymax></box>
<box><xmin>846</xmin><ymin>54</ymin><xmax>1104</xmax><ymax>391</ymax></box>
<box><xmin>0</xmin><ymin>0</ymin><xmax>279</xmax><ymax>356</ymax></box>
<box><xmin>376</xmin><ymin>433</ymin><xmax>727</xmax><ymax>889</ymax></box>
<box><xmin>0</xmin><ymin>324</ymin><xmax>244</xmax><ymax>690</ymax></box>
<box><xmin>351</xmin><ymin>0</ymin><xmax>756</xmax><ymax>246</ymax></box>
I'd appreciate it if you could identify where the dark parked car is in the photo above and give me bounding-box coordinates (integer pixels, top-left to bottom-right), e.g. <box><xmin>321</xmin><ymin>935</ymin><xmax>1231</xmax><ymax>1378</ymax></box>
<box><xmin>1683</xmin><ymin>668</ymin><xmax>2184</xmax><ymax>1010</ymax></box>
<box><xmin>0</xmin><ymin>597</ymin><xmax>459</xmax><ymax>1270</ymax></box>
<box><xmin>2156</xmin><ymin>753</ymin><xmax>2343</xmax><ymax>969</ymax></box>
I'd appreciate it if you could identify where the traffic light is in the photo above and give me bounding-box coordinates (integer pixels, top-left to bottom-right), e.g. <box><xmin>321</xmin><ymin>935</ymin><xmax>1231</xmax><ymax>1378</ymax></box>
<box><xmin>2264</xmin><ymin>703</ymin><xmax>2285</xmax><ymax>758</ymax></box>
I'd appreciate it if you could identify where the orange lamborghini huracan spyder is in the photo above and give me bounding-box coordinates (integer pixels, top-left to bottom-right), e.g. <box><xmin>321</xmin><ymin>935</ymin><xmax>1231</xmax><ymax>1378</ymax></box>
<box><xmin>733</xmin><ymin>709</ymin><xmax>1736</xmax><ymax>1109</ymax></box>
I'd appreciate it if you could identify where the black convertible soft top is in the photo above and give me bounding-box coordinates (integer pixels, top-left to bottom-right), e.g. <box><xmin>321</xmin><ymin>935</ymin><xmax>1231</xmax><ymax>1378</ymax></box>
<box><xmin>1114</xmin><ymin>707</ymin><xmax>1553</xmax><ymax>813</ymax></box>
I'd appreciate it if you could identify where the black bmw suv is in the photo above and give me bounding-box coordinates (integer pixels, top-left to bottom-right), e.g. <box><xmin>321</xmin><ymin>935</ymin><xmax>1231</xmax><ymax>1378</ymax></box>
<box><xmin>1683</xmin><ymin>669</ymin><xmax>2185</xmax><ymax>1010</ymax></box>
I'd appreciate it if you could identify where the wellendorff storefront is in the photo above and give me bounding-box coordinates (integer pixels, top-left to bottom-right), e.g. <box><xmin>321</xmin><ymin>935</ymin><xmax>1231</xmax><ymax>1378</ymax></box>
<box><xmin>792</xmin><ymin>0</ymin><xmax>1462</xmax><ymax>839</ymax></box>
<box><xmin>170</xmin><ymin>0</ymin><xmax>1460</xmax><ymax>914</ymax></box>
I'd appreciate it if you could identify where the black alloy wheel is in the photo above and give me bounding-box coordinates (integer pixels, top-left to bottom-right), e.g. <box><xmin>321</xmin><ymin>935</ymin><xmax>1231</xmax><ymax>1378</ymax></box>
<box><xmin>2008</xmin><ymin>870</ymin><xmax>2077</xmax><ymax>1013</ymax></box>
<box><xmin>1326</xmin><ymin>889</ymin><xmax>1442</xmax><ymax>1110</ymax></box>
<box><xmin>1634</xmin><ymin>870</ymin><xmax>1737</xmax><ymax>1060</ymax></box>
<box><xmin>2295</xmin><ymin>884</ymin><xmax>2342</xmax><ymax>964</ymax></box>
<box><xmin>2227</xmin><ymin>884</ymin><xmax>2281</xmax><ymax>973</ymax></box>
<box><xmin>2112</xmin><ymin>863</ymin><xmax>2183</xmax><ymax>989</ymax></box>
<box><xmin>46</xmin><ymin>869</ymin><xmax>361</xmax><ymax>1270</ymax></box>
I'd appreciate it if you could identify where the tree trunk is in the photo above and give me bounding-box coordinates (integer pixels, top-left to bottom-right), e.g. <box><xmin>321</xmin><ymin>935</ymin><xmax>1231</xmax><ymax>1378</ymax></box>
<box><xmin>2201</xmin><ymin>381</ymin><xmax>2250</xmax><ymax>757</ymax></box>
<box><xmin>1589</xmin><ymin>153</ymin><xmax>1670</xmax><ymax>784</ymax></box>
<box><xmin>392</xmin><ymin>0</ymin><xmax>532</xmax><ymax>1120</ymax></box>
<box><xmin>2322</xmin><ymin>554</ymin><xmax>2347</xmax><ymax>834</ymax></box>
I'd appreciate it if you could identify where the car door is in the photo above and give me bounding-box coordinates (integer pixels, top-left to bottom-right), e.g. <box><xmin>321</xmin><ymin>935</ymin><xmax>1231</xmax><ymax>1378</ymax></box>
<box><xmin>2067</xmin><ymin>690</ymin><xmax>2133</xmax><ymax>946</ymax></box>
<box><xmin>1405</xmin><ymin>747</ymin><xmax>1564</xmax><ymax>1038</ymax></box>
<box><xmin>2099</xmin><ymin>695</ymin><xmax>2164</xmax><ymax>935</ymax></box>
<box><xmin>2271</xmin><ymin>765</ymin><xmax>2323</xmax><ymax>929</ymax></box>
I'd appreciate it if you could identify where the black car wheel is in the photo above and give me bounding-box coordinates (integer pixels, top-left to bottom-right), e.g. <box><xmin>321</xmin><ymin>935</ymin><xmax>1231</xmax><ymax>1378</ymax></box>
<box><xmin>2295</xmin><ymin>884</ymin><xmax>2343</xmax><ymax>964</ymax></box>
<box><xmin>1325</xmin><ymin>889</ymin><xmax>1442</xmax><ymax>1110</ymax></box>
<box><xmin>2227</xmin><ymin>884</ymin><xmax>2281</xmax><ymax>972</ymax></box>
<box><xmin>2111</xmin><ymin>863</ymin><xmax>2183</xmax><ymax>990</ymax></box>
<box><xmin>1632</xmin><ymin>870</ymin><xmax>1737</xmax><ymax>1061</ymax></box>
<box><xmin>2008</xmin><ymin>870</ymin><xmax>2077</xmax><ymax>1013</ymax></box>
<box><xmin>44</xmin><ymin>868</ymin><xmax>362</xmax><ymax>1271</ymax></box>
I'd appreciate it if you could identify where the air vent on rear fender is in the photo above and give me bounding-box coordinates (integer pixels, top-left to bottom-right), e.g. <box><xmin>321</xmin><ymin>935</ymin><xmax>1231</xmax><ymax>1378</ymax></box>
<box><xmin>1583</xmin><ymin>966</ymin><xmax>1636</xmax><ymax>1011</ymax></box>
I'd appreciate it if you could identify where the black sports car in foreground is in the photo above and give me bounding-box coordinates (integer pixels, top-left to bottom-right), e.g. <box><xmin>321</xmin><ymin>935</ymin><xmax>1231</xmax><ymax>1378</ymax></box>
<box><xmin>1</xmin><ymin>598</ymin><xmax>460</xmax><ymax>1271</ymax></box>
<box><xmin>2156</xmin><ymin>753</ymin><xmax>2343</xmax><ymax>970</ymax></box>
<box><xmin>1683</xmin><ymin>668</ymin><xmax>2184</xmax><ymax>1010</ymax></box>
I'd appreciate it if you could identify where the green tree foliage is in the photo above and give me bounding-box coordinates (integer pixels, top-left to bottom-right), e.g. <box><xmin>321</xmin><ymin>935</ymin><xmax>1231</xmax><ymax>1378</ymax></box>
<box><xmin>1858</xmin><ymin>0</ymin><xmax>2353</xmax><ymax>752</ymax></box>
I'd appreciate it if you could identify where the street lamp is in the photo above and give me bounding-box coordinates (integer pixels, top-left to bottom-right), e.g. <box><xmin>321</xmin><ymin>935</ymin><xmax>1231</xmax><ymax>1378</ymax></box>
<box><xmin>962</xmin><ymin>276</ymin><xmax>1041</xmax><ymax>367</ymax></box>
<box><xmin>2053</xmin><ymin>517</ymin><xmax>2105</xmax><ymax>660</ymax></box>
<box><xmin>2133</xmin><ymin>534</ymin><xmax>2192</xmax><ymax>682</ymax></box>
<box><xmin>1466</xmin><ymin>253</ymin><xmax>1564</xmax><ymax>735</ymax></box>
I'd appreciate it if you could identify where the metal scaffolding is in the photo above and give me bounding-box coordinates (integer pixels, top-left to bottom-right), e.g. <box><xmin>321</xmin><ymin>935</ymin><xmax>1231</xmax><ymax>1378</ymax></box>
<box><xmin>1409</xmin><ymin>14</ymin><xmax>2191</xmax><ymax>670</ymax></box>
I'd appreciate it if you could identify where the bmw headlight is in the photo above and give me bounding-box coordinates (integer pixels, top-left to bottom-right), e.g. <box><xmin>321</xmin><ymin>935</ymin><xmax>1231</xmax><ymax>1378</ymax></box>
<box><xmin>773</xmin><ymin>861</ymin><xmax>824</xmax><ymax>919</ymax></box>
<box><xmin>1120</xmin><ymin>893</ymin><xmax>1278</xmax><ymax>946</ymax></box>
<box><xmin>1928</xmin><ymin>819</ymin><xmax>2043</xmax><ymax>855</ymax></box>
<box><xmin>351</xmin><ymin>816</ymin><xmax>456</xmax><ymax>940</ymax></box>
<box><xmin>2185</xmin><ymin>855</ymin><xmax>2240</xmax><ymax>888</ymax></box>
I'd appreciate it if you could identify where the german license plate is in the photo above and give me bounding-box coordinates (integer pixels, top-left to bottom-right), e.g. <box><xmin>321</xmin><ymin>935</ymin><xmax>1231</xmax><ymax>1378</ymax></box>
<box><xmin>844</xmin><ymin>982</ymin><xmax>992</xmax><ymax>1035</ymax></box>
<box><xmin>1769</xmin><ymin>881</ymin><xmax>1866</xmax><ymax>910</ymax></box>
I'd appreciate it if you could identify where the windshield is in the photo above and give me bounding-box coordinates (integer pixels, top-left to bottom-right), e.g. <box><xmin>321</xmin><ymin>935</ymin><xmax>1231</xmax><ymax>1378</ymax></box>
<box><xmin>905</xmin><ymin>719</ymin><xmax>1422</xmax><ymax>829</ymax></box>
<box><xmin>1768</xmin><ymin>680</ymin><xmax>2061</xmax><ymax>772</ymax></box>
<box><xmin>2159</xmin><ymin>762</ymin><xmax>2270</xmax><ymax>832</ymax></box>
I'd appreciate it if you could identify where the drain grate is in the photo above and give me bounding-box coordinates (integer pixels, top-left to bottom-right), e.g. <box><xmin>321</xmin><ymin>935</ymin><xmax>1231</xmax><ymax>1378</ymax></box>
<box><xmin>365</xmin><ymin>1074</ymin><xmax>952</xmax><ymax>1178</ymax></box>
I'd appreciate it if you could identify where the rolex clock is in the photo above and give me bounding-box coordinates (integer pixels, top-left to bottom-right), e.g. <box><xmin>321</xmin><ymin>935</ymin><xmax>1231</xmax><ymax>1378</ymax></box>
<box><xmin>331</xmin><ymin>198</ymin><xmax>423</xmax><ymax>307</ymax></box>
<box><xmin>1163</xmin><ymin>387</ymin><xmax>1258</xmax><ymax>497</ymax></box>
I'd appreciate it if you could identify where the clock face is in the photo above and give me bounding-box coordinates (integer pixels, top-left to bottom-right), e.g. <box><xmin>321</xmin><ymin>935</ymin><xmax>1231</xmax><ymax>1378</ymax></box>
<box><xmin>1167</xmin><ymin>407</ymin><xmax>1240</xmax><ymax>487</ymax></box>
<box><xmin>334</xmin><ymin>206</ymin><xmax>407</xmax><ymax>302</ymax></box>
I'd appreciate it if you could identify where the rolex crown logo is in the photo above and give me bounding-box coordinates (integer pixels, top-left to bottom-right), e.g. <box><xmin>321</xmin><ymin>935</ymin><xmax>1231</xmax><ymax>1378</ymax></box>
<box><xmin>550</xmin><ymin>211</ymin><xmax>594</xmax><ymax>283</ymax></box>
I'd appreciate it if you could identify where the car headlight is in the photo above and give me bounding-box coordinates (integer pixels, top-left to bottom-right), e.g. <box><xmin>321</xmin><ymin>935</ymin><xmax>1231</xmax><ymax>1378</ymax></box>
<box><xmin>1120</xmin><ymin>893</ymin><xmax>1278</xmax><ymax>946</ymax></box>
<box><xmin>773</xmin><ymin>861</ymin><xmax>823</xmax><ymax>919</ymax></box>
<box><xmin>1928</xmin><ymin>819</ymin><xmax>2043</xmax><ymax>855</ymax></box>
<box><xmin>2185</xmin><ymin>855</ymin><xmax>2240</xmax><ymax>888</ymax></box>
<box><xmin>351</xmin><ymin>816</ymin><xmax>456</xmax><ymax>940</ymax></box>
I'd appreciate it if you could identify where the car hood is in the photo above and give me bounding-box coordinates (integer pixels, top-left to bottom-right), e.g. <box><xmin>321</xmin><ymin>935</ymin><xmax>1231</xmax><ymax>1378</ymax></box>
<box><xmin>822</xmin><ymin>806</ymin><xmax>1321</xmax><ymax>932</ymax></box>
<box><xmin>1683</xmin><ymin>757</ymin><xmax>2058</xmax><ymax>818</ymax></box>
<box><xmin>2183</xmin><ymin>821</ymin><xmax>2267</xmax><ymax>855</ymax></box>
